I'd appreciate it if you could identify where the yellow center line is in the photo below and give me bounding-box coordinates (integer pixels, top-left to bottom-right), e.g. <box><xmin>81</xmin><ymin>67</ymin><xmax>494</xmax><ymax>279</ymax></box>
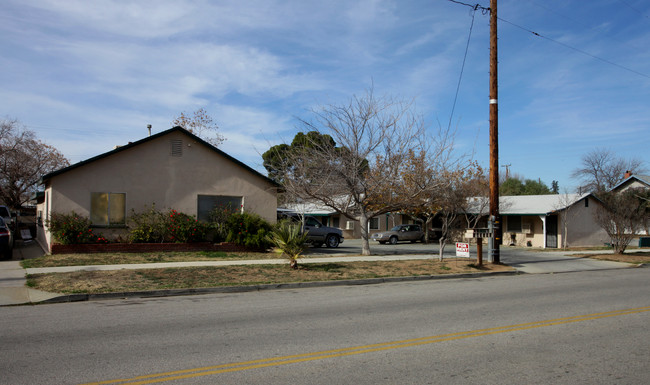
<box><xmin>81</xmin><ymin>306</ymin><xmax>650</xmax><ymax>385</ymax></box>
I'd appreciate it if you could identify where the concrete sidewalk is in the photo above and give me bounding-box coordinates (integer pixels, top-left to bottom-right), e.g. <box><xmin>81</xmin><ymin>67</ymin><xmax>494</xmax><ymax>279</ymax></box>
<box><xmin>0</xmin><ymin>241</ymin><xmax>62</xmax><ymax>306</ymax></box>
<box><xmin>0</xmin><ymin>242</ymin><xmax>641</xmax><ymax>306</ymax></box>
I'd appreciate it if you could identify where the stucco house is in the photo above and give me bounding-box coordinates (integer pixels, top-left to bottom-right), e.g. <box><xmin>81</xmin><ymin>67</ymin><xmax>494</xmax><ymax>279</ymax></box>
<box><xmin>37</xmin><ymin>127</ymin><xmax>278</xmax><ymax>252</ymax></box>
<box><xmin>610</xmin><ymin>174</ymin><xmax>650</xmax><ymax>192</ymax></box>
<box><xmin>498</xmin><ymin>194</ymin><xmax>608</xmax><ymax>248</ymax></box>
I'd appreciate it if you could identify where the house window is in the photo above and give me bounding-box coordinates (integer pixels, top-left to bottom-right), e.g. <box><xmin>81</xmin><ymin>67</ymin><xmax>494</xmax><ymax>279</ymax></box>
<box><xmin>346</xmin><ymin>221</ymin><xmax>355</xmax><ymax>230</ymax></box>
<box><xmin>506</xmin><ymin>216</ymin><xmax>522</xmax><ymax>233</ymax></box>
<box><xmin>91</xmin><ymin>192</ymin><xmax>126</xmax><ymax>226</ymax></box>
<box><xmin>369</xmin><ymin>217</ymin><xmax>380</xmax><ymax>230</ymax></box>
<box><xmin>171</xmin><ymin>139</ymin><xmax>183</xmax><ymax>157</ymax></box>
<box><xmin>197</xmin><ymin>195</ymin><xmax>243</xmax><ymax>222</ymax></box>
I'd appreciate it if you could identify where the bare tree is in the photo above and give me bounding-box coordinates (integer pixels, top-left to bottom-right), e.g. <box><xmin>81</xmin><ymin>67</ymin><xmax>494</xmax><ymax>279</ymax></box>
<box><xmin>0</xmin><ymin>118</ymin><xmax>70</xmax><ymax>209</ymax></box>
<box><xmin>282</xmin><ymin>88</ymin><xmax>456</xmax><ymax>255</ymax></box>
<box><xmin>594</xmin><ymin>188</ymin><xmax>650</xmax><ymax>254</ymax></box>
<box><xmin>572</xmin><ymin>148</ymin><xmax>646</xmax><ymax>193</ymax></box>
<box><xmin>553</xmin><ymin>190</ymin><xmax>581</xmax><ymax>250</ymax></box>
<box><xmin>172</xmin><ymin>108</ymin><xmax>225</xmax><ymax>147</ymax></box>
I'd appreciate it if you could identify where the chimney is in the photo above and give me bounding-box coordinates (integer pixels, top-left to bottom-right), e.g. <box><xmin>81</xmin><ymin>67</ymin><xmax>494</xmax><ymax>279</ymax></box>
<box><xmin>624</xmin><ymin>170</ymin><xmax>632</xmax><ymax>179</ymax></box>
<box><xmin>147</xmin><ymin>124</ymin><xmax>152</xmax><ymax>137</ymax></box>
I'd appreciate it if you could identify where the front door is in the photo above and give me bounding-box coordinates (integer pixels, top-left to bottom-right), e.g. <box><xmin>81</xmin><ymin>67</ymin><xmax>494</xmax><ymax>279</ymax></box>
<box><xmin>546</xmin><ymin>215</ymin><xmax>558</xmax><ymax>248</ymax></box>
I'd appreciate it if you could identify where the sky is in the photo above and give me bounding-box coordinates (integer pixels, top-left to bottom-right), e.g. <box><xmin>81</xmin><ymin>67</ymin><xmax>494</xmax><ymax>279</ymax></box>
<box><xmin>2</xmin><ymin>0</ymin><xmax>649</xmax><ymax>192</ymax></box>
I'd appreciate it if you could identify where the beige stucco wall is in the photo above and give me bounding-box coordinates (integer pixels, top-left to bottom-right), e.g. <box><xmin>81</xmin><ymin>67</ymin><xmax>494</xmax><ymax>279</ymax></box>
<box><xmin>561</xmin><ymin>198</ymin><xmax>609</xmax><ymax>247</ymax></box>
<box><xmin>502</xmin><ymin>216</ymin><xmax>543</xmax><ymax>248</ymax></box>
<box><xmin>40</xmin><ymin>131</ymin><xmax>277</xmax><ymax>250</ymax></box>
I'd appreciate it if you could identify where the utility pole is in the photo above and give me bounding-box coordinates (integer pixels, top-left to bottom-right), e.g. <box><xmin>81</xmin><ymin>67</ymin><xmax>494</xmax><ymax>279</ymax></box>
<box><xmin>488</xmin><ymin>0</ymin><xmax>501</xmax><ymax>264</ymax></box>
<box><xmin>502</xmin><ymin>163</ymin><xmax>511</xmax><ymax>180</ymax></box>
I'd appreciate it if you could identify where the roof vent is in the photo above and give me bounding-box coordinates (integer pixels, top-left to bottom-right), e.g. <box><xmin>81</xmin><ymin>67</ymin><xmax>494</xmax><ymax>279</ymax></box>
<box><xmin>171</xmin><ymin>139</ymin><xmax>183</xmax><ymax>157</ymax></box>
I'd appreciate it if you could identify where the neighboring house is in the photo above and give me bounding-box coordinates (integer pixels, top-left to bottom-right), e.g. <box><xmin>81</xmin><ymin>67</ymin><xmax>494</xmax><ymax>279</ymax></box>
<box><xmin>497</xmin><ymin>194</ymin><xmax>608</xmax><ymax>248</ymax></box>
<box><xmin>37</xmin><ymin>127</ymin><xmax>279</xmax><ymax>252</ymax></box>
<box><xmin>610</xmin><ymin>174</ymin><xmax>650</xmax><ymax>193</ymax></box>
<box><xmin>283</xmin><ymin>194</ymin><xmax>611</xmax><ymax>248</ymax></box>
<box><xmin>279</xmin><ymin>202</ymin><xmax>421</xmax><ymax>240</ymax></box>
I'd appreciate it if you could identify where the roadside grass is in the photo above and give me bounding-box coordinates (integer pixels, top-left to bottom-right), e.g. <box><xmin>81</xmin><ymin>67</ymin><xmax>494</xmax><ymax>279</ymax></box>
<box><xmin>575</xmin><ymin>252</ymin><xmax>650</xmax><ymax>265</ymax></box>
<box><xmin>25</xmin><ymin>259</ymin><xmax>514</xmax><ymax>294</ymax></box>
<box><xmin>20</xmin><ymin>250</ymin><xmax>273</xmax><ymax>268</ymax></box>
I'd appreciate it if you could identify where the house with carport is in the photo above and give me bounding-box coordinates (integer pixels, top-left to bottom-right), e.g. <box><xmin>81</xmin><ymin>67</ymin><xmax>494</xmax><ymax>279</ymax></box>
<box><xmin>37</xmin><ymin>127</ymin><xmax>278</xmax><ymax>252</ymax></box>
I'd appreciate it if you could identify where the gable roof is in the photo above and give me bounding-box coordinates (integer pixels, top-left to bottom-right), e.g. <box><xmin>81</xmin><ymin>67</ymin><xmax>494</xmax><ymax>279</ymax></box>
<box><xmin>499</xmin><ymin>193</ymin><xmax>589</xmax><ymax>215</ymax></box>
<box><xmin>40</xmin><ymin>126</ymin><xmax>279</xmax><ymax>187</ymax></box>
<box><xmin>610</xmin><ymin>175</ymin><xmax>650</xmax><ymax>192</ymax></box>
<box><xmin>467</xmin><ymin>193</ymin><xmax>591</xmax><ymax>216</ymax></box>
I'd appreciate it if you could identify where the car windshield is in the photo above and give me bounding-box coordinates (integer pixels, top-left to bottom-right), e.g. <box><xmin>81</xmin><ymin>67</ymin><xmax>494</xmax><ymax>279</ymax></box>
<box><xmin>390</xmin><ymin>225</ymin><xmax>404</xmax><ymax>231</ymax></box>
<box><xmin>0</xmin><ymin>207</ymin><xmax>8</xmax><ymax>217</ymax></box>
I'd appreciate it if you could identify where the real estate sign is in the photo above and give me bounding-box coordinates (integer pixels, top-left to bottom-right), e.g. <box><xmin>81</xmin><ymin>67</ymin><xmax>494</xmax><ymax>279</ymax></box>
<box><xmin>455</xmin><ymin>242</ymin><xmax>470</xmax><ymax>258</ymax></box>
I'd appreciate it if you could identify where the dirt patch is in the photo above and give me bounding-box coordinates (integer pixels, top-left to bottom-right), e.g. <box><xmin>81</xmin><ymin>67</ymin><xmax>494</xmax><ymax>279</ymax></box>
<box><xmin>26</xmin><ymin>259</ymin><xmax>514</xmax><ymax>294</ymax></box>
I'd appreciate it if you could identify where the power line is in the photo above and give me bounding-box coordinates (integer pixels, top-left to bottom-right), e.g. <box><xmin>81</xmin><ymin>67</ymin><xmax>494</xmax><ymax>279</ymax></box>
<box><xmin>498</xmin><ymin>17</ymin><xmax>650</xmax><ymax>79</ymax></box>
<box><xmin>446</xmin><ymin>0</ymin><xmax>489</xmax><ymax>13</ymax></box>
<box><xmin>448</xmin><ymin>5</ymin><xmax>479</xmax><ymax>131</ymax></box>
<box><xmin>618</xmin><ymin>0</ymin><xmax>650</xmax><ymax>19</ymax></box>
<box><xmin>446</xmin><ymin>0</ymin><xmax>650</xmax><ymax>79</ymax></box>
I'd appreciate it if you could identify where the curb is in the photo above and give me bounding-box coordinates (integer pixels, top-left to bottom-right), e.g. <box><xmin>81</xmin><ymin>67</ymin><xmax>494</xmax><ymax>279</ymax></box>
<box><xmin>37</xmin><ymin>270</ymin><xmax>521</xmax><ymax>304</ymax></box>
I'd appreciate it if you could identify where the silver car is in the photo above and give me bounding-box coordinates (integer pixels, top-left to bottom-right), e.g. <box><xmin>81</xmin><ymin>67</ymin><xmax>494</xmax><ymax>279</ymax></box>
<box><xmin>371</xmin><ymin>224</ymin><xmax>424</xmax><ymax>245</ymax></box>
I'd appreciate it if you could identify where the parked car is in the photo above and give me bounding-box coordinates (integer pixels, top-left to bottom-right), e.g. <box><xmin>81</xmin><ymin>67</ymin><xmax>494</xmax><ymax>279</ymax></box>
<box><xmin>281</xmin><ymin>213</ymin><xmax>344</xmax><ymax>248</ymax></box>
<box><xmin>0</xmin><ymin>205</ymin><xmax>12</xmax><ymax>227</ymax></box>
<box><xmin>0</xmin><ymin>217</ymin><xmax>13</xmax><ymax>259</ymax></box>
<box><xmin>371</xmin><ymin>224</ymin><xmax>424</xmax><ymax>244</ymax></box>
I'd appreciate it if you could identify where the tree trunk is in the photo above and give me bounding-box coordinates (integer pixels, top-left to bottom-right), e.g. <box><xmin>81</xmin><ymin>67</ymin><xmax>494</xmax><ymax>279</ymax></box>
<box><xmin>438</xmin><ymin>237</ymin><xmax>446</xmax><ymax>262</ymax></box>
<box><xmin>424</xmin><ymin>216</ymin><xmax>433</xmax><ymax>244</ymax></box>
<box><xmin>359</xmin><ymin>213</ymin><xmax>371</xmax><ymax>256</ymax></box>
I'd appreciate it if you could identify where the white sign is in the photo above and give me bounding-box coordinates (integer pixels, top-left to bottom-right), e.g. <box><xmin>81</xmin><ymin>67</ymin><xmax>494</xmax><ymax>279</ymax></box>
<box><xmin>456</xmin><ymin>242</ymin><xmax>470</xmax><ymax>258</ymax></box>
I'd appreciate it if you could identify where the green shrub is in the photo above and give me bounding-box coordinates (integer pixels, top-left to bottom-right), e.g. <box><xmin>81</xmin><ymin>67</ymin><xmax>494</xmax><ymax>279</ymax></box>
<box><xmin>128</xmin><ymin>205</ymin><xmax>168</xmax><ymax>243</ymax></box>
<box><xmin>167</xmin><ymin>210</ymin><xmax>209</xmax><ymax>243</ymax></box>
<box><xmin>208</xmin><ymin>204</ymin><xmax>239</xmax><ymax>242</ymax></box>
<box><xmin>47</xmin><ymin>212</ymin><xmax>108</xmax><ymax>245</ymax></box>
<box><xmin>225</xmin><ymin>212</ymin><xmax>272</xmax><ymax>249</ymax></box>
<box><xmin>128</xmin><ymin>205</ymin><xmax>209</xmax><ymax>243</ymax></box>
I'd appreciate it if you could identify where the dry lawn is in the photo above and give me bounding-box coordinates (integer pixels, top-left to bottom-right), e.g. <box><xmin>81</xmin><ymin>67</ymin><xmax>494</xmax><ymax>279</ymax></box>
<box><xmin>576</xmin><ymin>252</ymin><xmax>650</xmax><ymax>265</ymax></box>
<box><xmin>21</xmin><ymin>251</ymin><xmax>271</xmax><ymax>268</ymax></box>
<box><xmin>27</xmin><ymin>259</ymin><xmax>514</xmax><ymax>294</ymax></box>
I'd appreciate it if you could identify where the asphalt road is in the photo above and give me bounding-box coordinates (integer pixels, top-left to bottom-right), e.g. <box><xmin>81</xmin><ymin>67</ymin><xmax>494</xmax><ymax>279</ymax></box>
<box><xmin>2</xmin><ymin>267</ymin><xmax>648</xmax><ymax>384</ymax></box>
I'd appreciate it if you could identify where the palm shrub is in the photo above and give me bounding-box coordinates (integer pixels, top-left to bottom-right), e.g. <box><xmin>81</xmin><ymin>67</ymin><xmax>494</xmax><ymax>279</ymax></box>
<box><xmin>225</xmin><ymin>212</ymin><xmax>273</xmax><ymax>250</ymax></box>
<box><xmin>267</xmin><ymin>220</ymin><xmax>308</xmax><ymax>269</ymax></box>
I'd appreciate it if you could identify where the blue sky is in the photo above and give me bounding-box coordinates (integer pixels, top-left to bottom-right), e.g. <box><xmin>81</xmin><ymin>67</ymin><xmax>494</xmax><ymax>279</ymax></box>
<box><xmin>2</xmin><ymin>0</ymin><xmax>649</xmax><ymax>192</ymax></box>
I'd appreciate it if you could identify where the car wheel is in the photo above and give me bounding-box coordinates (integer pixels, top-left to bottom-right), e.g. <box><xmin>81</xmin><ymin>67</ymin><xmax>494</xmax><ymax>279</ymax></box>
<box><xmin>3</xmin><ymin>248</ymin><xmax>12</xmax><ymax>260</ymax></box>
<box><xmin>325</xmin><ymin>234</ymin><xmax>340</xmax><ymax>248</ymax></box>
<box><xmin>389</xmin><ymin>236</ymin><xmax>398</xmax><ymax>245</ymax></box>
